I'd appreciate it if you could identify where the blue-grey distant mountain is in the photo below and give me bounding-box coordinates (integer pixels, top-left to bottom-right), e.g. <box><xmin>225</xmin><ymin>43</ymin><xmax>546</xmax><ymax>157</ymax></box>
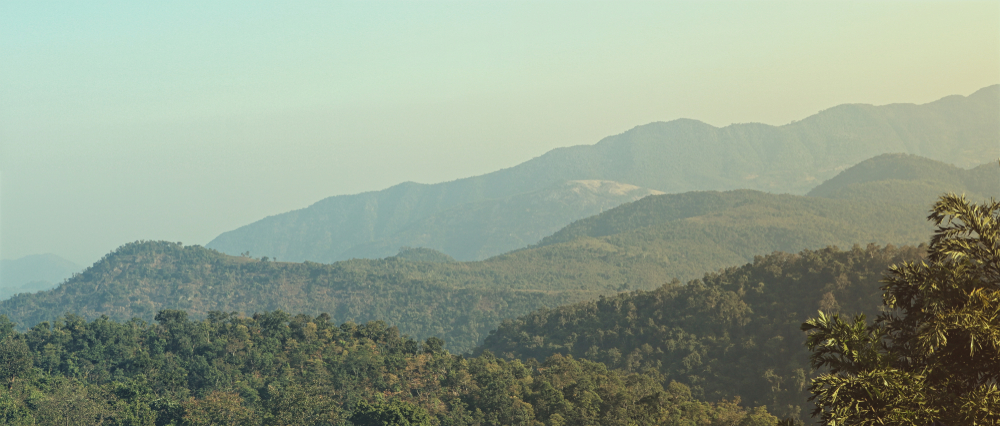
<box><xmin>206</xmin><ymin>86</ymin><xmax>999</xmax><ymax>263</ymax></box>
<box><xmin>0</xmin><ymin>253</ymin><xmax>81</xmax><ymax>300</ymax></box>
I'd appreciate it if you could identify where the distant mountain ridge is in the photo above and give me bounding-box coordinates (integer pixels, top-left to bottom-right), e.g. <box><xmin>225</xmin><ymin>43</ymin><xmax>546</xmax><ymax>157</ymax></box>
<box><xmin>207</xmin><ymin>86</ymin><xmax>999</xmax><ymax>263</ymax></box>
<box><xmin>8</xmin><ymin>159</ymin><xmax>992</xmax><ymax>339</ymax></box>
<box><xmin>0</xmin><ymin>253</ymin><xmax>81</xmax><ymax>301</ymax></box>
<box><xmin>207</xmin><ymin>179</ymin><xmax>663</xmax><ymax>263</ymax></box>
<box><xmin>0</xmin><ymin>185</ymin><xmax>931</xmax><ymax>352</ymax></box>
<box><xmin>5</xmin><ymin>155</ymin><xmax>996</xmax><ymax>352</ymax></box>
<box><xmin>531</xmin><ymin>156</ymin><xmax>998</xmax><ymax>252</ymax></box>
<box><xmin>340</xmin><ymin>180</ymin><xmax>663</xmax><ymax>260</ymax></box>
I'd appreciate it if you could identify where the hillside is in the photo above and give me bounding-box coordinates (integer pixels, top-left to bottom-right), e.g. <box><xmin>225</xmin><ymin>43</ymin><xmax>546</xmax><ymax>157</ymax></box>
<box><xmin>0</xmin><ymin>241</ymin><xmax>657</xmax><ymax>353</ymax></box>
<box><xmin>531</xmin><ymin>189</ymin><xmax>933</xmax><ymax>264</ymax></box>
<box><xmin>340</xmin><ymin>180</ymin><xmax>663</xmax><ymax>261</ymax></box>
<box><xmin>391</xmin><ymin>247</ymin><xmax>457</xmax><ymax>263</ymax></box>
<box><xmin>534</xmin><ymin>155</ymin><xmax>998</xmax><ymax>262</ymax></box>
<box><xmin>1</xmin><ymin>186</ymin><xmax>962</xmax><ymax>354</ymax></box>
<box><xmin>477</xmin><ymin>245</ymin><xmax>926</xmax><ymax>422</ymax></box>
<box><xmin>0</xmin><ymin>312</ymin><xmax>780</xmax><ymax>426</ymax></box>
<box><xmin>206</xmin><ymin>86</ymin><xmax>999</xmax><ymax>263</ymax></box>
<box><xmin>807</xmin><ymin>153</ymin><xmax>998</xmax><ymax>203</ymax></box>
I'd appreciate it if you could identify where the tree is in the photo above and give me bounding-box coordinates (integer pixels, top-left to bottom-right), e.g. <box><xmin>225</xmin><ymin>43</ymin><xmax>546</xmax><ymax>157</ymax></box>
<box><xmin>181</xmin><ymin>390</ymin><xmax>254</xmax><ymax>426</ymax></box>
<box><xmin>802</xmin><ymin>194</ymin><xmax>1000</xmax><ymax>425</ymax></box>
<box><xmin>34</xmin><ymin>380</ymin><xmax>118</xmax><ymax>426</ymax></box>
<box><xmin>0</xmin><ymin>335</ymin><xmax>32</xmax><ymax>389</ymax></box>
<box><xmin>349</xmin><ymin>399</ymin><xmax>432</xmax><ymax>426</ymax></box>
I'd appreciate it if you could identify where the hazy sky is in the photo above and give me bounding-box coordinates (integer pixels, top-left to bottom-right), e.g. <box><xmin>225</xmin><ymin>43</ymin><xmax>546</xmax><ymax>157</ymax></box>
<box><xmin>2</xmin><ymin>1</ymin><xmax>998</xmax><ymax>266</ymax></box>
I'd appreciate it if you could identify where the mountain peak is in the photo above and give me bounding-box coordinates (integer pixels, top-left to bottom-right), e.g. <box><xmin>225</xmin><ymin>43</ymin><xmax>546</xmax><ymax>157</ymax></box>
<box><xmin>969</xmin><ymin>84</ymin><xmax>1000</xmax><ymax>99</ymax></box>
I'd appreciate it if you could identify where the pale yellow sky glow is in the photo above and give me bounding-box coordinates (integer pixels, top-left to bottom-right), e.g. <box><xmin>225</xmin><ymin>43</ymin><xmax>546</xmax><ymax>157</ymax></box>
<box><xmin>1</xmin><ymin>1</ymin><xmax>998</xmax><ymax>264</ymax></box>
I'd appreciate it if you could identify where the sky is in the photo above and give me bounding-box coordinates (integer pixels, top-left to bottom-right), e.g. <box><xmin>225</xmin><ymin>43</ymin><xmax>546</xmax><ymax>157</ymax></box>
<box><xmin>1</xmin><ymin>1</ymin><xmax>998</xmax><ymax>266</ymax></box>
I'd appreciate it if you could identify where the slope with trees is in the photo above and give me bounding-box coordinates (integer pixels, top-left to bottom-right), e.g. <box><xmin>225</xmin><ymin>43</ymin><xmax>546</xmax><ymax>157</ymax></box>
<box><xmin>0</xmin><ymin>310</ymin><xmax>781</xmax><ymax>425</ymax></box>
<box><xmin>806</xmin><ymin>153</ymin><xmax>999</xmax><ymax>205</ymax></box>
<box><xmin>339</xmin><ymin>180</ymin><xmax>663</xmax><ymax>261</ymax></box>
<box><xmin>477</xmin><ymin>244</ymin><xmax>926</xmax><ymax>421</ymax></box>
<box><xmin>0</xmin><ymin>189</ymin><xmax>943</xmax><ymax>354</ymax></box>
<box><xmin>0</xmin><ymin>242</ymin><xmax>608</xmax><ymax>354</ymax></box>
<box><xmin>5</xmin><ymin>175</ymin><xmax>993</xmax><ymax>355</ymax></box>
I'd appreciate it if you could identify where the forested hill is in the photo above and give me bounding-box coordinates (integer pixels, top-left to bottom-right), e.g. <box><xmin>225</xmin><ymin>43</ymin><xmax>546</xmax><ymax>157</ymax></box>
<box><xmin>0</xmin><ymin>241</ymin><xmax>613</xmax><ymax>353</ymax></box>
<box><xmin>807</xmin><ymin>153</ymin><xmax>998</xmax><ymax>203</ymax></box>
<box><xmin>0</xmin><ymin>312</ymin><xmax>781</xmax><ymax>425</ymax></box>
<box><xmin>206</xmin><ymin>86</ymin><xmax>999</xmax><ymax>263</ymax></box>
<box><xmin>531</xmin><ymin>189</ymin><xmax>933</xmax><ymax>259</ymax></box>
<box><xmin>476</xmin><ymin>244</ymin><xmax>926</xmax><ymax>422</ymax></box>
<box><xmin>0</xmin><ymin>189</ymin><xmax>955</xmax><ymax>353</ymax></box>
<box><xmin>536</xmin><ymin>155</ymin><xmax>998</xmax><ymax>251</ymax></box>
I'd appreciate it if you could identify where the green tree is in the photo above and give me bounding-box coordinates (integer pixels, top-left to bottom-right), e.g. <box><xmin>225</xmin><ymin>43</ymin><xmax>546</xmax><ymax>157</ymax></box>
<box><xmin>181</xmin><ymin>390</ymin><xmax>255</xmax><ymax>426</ymax></box>
<box><xmin>0</xmin><ymin>335</ymin><xmax>32</xmax><ymax>389</ymax></box>
<box><xmin>34</xmin><ymin>380</ymin><xmax>118</xmax><ymax>426</ymax></box>
<box><xmin>802</xmin><ymin>194</ymin><xmax>1000</xmax><ymax>425</ymax></box>
<box><xmin>349</xmin><ymin>399</ymin><xmax>432</xmax><ymax>426</ymax></box>
<box><xmin>0</xmin><ymin>382</ymin><xmax>35</xmax><ymax>426</ymax></box>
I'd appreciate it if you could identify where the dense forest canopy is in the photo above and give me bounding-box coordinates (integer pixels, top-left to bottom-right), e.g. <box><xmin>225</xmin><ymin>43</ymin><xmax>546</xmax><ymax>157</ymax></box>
<box><xmin>478</xmin><ymin>244</ymin><xmax>926</xmax><ymax>422</ymax></box>
<box><xmin>0</xmin><ymin>310</ymin><xmax>781</xmax><ymax>425</ymax></box>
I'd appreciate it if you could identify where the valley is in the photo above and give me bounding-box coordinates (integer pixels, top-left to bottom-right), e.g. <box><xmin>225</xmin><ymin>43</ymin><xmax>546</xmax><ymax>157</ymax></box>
<box><xmin>3</xmin><ymin>87</ymin><xmax>997</xmax><ymax>425</ymax></box>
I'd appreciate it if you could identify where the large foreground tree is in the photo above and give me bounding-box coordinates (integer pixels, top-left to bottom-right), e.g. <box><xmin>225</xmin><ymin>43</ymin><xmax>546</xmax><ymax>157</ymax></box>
<box><xmin>802</xmin><ymin>194</ymin><xmax>1000</xmax><ymax>425</ymax></box>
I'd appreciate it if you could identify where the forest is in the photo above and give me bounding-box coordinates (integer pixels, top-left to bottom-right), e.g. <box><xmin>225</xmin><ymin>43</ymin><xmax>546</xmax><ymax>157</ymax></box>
<box><xmin>0</xmin><ymin>157</ymin><xmax>995</xmax><ymax>424</ymax></box>
<box><xmin>478</xmin><ymin>244</ymin><xmax>924</xmax><ymax>421</ymax></box>
<box><xmin>2</xmin><ymin>194</ymin><xmax>996</xmax><ymax>425</ymax></box>
<box><xmin>6</xmin><ymin>3</ymin><xmax>999</xmax><ymax>423</ymax></box>
<box><xmin>0</xmin><ymin>310</ymin><xmax>780</xmax><ymax>425</ymax></box>
<box><xmin>0</xmin><ymin>183</ymin><xmax>977</xmax><ymax>354</ymax></box>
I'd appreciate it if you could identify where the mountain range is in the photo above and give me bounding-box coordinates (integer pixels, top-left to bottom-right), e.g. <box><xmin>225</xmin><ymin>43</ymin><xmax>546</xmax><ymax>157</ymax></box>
<box><xmin>4</xmin><ymin>154</ymin><xmax>995</xmax><ymax>354</ymax></box>
<box><xmin>206</xmin><ymin>85</ymin><xmax>999</xmax><ymax>263</ymax></box>
<box><xmin>0</xmin><ymin>253</ymin><xmax>81</xmax><ymax>301</ymax></box>
<box><xmin>339</xmin><ymin>180</ymin><xmax>662</xmax><ymax>261</ymax></box>
<box><xmin>2</xmin><ymin>87</ymin><xmax>996</xmax><ymax>425</ymax></box>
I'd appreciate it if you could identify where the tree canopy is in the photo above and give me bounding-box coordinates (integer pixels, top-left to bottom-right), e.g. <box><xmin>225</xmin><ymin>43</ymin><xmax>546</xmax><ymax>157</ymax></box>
<box><xmin>0</xmin><ymin>309</ymin><xmax>780</xmax><ymax>425</ymax></box>
<box><xmin>802</xmin><ymin>194</ymin><xmax>1000</xmax><ymax>425</ymax></box>
<box><xmin>478</xmin><ymin>243</ymin><xmax>924</xmax><ymax>422</ymax></box>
